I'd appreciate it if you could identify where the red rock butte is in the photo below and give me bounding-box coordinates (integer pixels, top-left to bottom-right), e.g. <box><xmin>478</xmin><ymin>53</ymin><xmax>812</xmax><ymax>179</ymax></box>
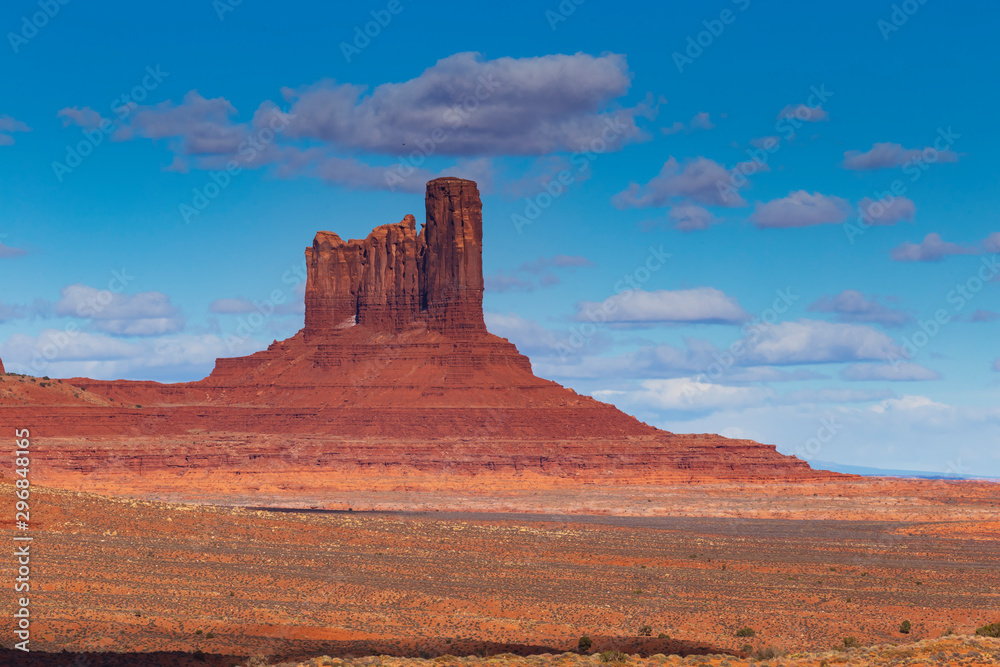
<box><xmin>0</xmin><ymin>177</ymin><xmax>830</xmax><ymax>494</ymax></box>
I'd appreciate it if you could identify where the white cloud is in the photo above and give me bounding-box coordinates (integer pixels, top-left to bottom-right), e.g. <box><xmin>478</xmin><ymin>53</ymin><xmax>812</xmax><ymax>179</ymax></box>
<box><xmin>0</xmin><ymin>330</ymin><xmax>262</xmax><ymax>382</ymax></box>
<box><xmin>484</xmin><ymin>312</ymin><xmax>564</xmax><ymax>356</ymax></box>
<box><xmin>661</xmin><ymin>111</ymin><xmax>714</xmax><ymax>135</ymax></box>
<box><xmin>594</xmin><ymin>377</ymin><xmax>772</xmax><ymax>412</ymax></box>
<box><xmin>54</xmin><ymin>284</ymin><xmax>185</xmax><ymax>336</ymax></box>
<box><xmin>840</xmin><ymin>362</ymin><xmax>941</xmax><ymax>382</ymax></box>
<box><xmin>751</xmin><ymin>191</ymin><xmax>850</xmax><ymax>229</ymax></box>
<box><xmin>857</xmin><ymin>196</ymin><xmax>916</xmax><ymax>226</ymax></box>
<box><xmin>281</xmin><ymin>52</ymin><xmax>655</xmax><ymax>155</ymax></box>
<box><xmin>982</xmin><ymin>233</ymin><xmax>1000</xmax><ymax>253</ymax></box>
<box><xmin>87</xmin><ymin>52</ymin><xmax>659</xmax><ymax>191</ymax></box>
<box><xmin>742</xmin><ymin>319</ymin><xmax>899</xmax><ymax>365</ymax></box>
<box><xmin>777</xmin><ymin>104</ymin><xmax>828</xmax><ymax>122</ymax></box>
<box><xmin>657</xmin><ymin>399</ymin><xmax>1000</xmax><ymax>475</ymax></box>
<box><xmin>868</xmin><ymin>394</ymin><xmax>951</xmax><ymax>414</ymax></box>
<box><xmin>485</xmin><ymin>254</ymin><xmax>593</xmax><ymax>293</ymax></box>
<box><xmin>808</xmin><ymin>290</ymin><xmax>912</xmax><ymax>327</ymax></box>
<box><xmin>668</xmin><ymin>204</ymin><xmax>717</xmax><ymax>232</ymax></box>
<box><xmin>576</xmin><ymin>288</ymin><xmax>749</xmax><ymax>325</ymax></box>
<box><xmin>0</xmin><ymin>243</ymin><xmax>27</xmax><ymax>259</ymax></box>
<box><xmin>0</xmin><ymin>115</ymin><xmax>31</xmax><ymax>146</ymax></box>
<box><xmin>209</xmin><ymin>296</ymin><xmax>303</xmax><ymax>316</ymax></box>
<box><xmin>58</xmin><ymin>106</ymin><xmax>107</xmax><ymax>131</ymax></box>
<box><xmin>890</xmin><ymin>233</ymin><xmax>979</xmax><ymax>262</ymax></box>
<box><xmin>612</xmin><ymin>156</ymin><xmax>756</xmax><ymax>209</ymax></box>
<box><xmin>843</xmin><ymin>142</ymin><xmax>959</xmax><ymax>170</ymax></box>
<box><xmin>970</xmin><ymin>310</ymin><xmax>1000</xmax><ymax>323</ymax></box>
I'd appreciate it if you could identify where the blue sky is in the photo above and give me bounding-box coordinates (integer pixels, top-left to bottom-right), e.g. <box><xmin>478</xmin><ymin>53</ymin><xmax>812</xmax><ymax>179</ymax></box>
<box><xmin>1</xmin><ymin>0</ymin><xmax>999</xmax><ymax>474</ymax></box>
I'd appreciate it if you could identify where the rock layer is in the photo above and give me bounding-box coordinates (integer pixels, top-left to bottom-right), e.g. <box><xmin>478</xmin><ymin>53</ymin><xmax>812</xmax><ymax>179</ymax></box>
<box><xmin>305</xmin><ymin>177</ymin><xmax>484</xmax><ymax>338</ymax></box>
<box><xmin>0</xmin><ymin>177</ymin><xmax>830</xmax><ymax>491</ymax></box>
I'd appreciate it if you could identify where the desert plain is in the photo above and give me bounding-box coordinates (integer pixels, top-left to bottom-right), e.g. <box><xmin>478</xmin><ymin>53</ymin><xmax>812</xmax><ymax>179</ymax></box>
<box><xmin>2</xmin><ymin>180</ymin><xmax>998</xmax><ymax>666</ymax></box>
<box><xmin>2</xmin><ymin>473</ymin><xmax>1000</xmax><ymax>666</ymax></box>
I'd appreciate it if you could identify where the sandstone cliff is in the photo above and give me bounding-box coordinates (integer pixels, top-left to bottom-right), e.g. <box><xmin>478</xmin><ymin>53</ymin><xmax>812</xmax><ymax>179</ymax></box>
<box><xmin>0</xmin><ymin>177</ymin><xmax>830</xmax><ymax>490</ymax></box>
<box><xmin>304</xmin><ymin>177</ymin><xmax>485</xmax><ymax>337</ymax></box>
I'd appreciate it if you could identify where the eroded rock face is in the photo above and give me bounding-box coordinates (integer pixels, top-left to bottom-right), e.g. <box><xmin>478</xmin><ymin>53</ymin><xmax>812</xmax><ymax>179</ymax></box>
<box><xmin>305</xmin><ymin>177</ymin><xmax>485</xmax><ymax>338</ymax></box>
<box><xmin>0</xmin><ymin>356</ymin><xmax>5</xmax><ymax>374</ymax></box>
<box><xmin>421</xmin><ymin>177</ymin><xmax>485</xmax><ymax>335</ymax></box>
<box><xmin>0</xmin><ymin>177</ymin><xmax>829</xmax><ymax>487</ymax></box>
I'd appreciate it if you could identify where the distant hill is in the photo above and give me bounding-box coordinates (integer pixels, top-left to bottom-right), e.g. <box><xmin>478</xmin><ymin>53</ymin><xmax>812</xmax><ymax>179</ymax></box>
<box><xmin>809</xmin><ymin>460</ymin><xmax>999</xmax><ymax>481</ymax></box>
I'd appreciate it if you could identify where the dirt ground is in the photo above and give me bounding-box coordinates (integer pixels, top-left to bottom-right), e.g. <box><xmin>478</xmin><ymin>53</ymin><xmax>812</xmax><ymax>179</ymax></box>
<box><xmin>2</xmin><ymin>481</ymin><xmax>998</xmax><ymax>666</ymax></box>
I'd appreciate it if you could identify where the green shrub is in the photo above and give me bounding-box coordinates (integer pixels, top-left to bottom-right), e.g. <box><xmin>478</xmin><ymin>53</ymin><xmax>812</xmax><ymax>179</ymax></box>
<box><xmin>842</xmin><ymin>636</ymin><xmax>860</xmax><ymax>649</ymax></box>
<box><xmin>577</xmin><ymin>635</ymin><xmax>592</xmax><ymax>653</ymax></box>
<box><xmin>657</xmin><ymin>632</ymin><xmax>669</xmax><ymax>639</ymax></box>
<box><xmin>638</xmin><ymin>624</ymin><xmax>652</xmax><ymax>637</ymax></box>
<box><xmin>740</xmin><ymin>644</ymin><xmax>753</xmax><ymax>654</ymax></box>
<box><xmin>899</xmin><ymin>620</ymin><xmax>911</xmax><ymax>634</ymax></box>
<box><xmin>598</xmin><ymin>650</ymin><xmax>627</xmax><ymax>663</ymax></box>
<box><xmin>735</xmin><ymin>627</ymin><xmax>756</xmax><ymax>638</ymax></box>
<box><xmin>754</xmin><ymin>646</ymin><xmax>786</xmax><ymax>660</ymax></box>
<box><xmin>975</xmin><ymin>621</ymin><xmax>1000</xmax><ymax>638</ymax></box>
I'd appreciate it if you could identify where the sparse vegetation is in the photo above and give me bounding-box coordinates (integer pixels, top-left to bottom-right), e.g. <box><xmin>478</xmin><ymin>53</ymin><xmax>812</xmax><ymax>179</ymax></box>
<box><xmin>899</xmin><ymin>620</ymin><xmax>911</xmax><ymax>634</ymax></box>
<box><xmin>753</xmin><ymin>646</ymin><xmax>786</xmax><ymax>660</ymax></box>
<box><xmin>657</xmin><ymin>632</ymin><xmax>669</xmax><ymax>639</ymax></box>
<box><xmin>598</xmin><ymin>650</ymin><xmax>627</xmax><ymax>663</ymax></box>
<box><xmin>638</xmin><ymin>624</ymin><xmax>652</xmax><ymax>637</ymax></box>
<box><xmin>976</xmin><ymin>621</ymin><xmax>1000</xmax><ymax>637</ymax></box>
<box><xmin>735</xmin><ymin>627</ymin><xmax>756</xmax><ymax>637</ymax></box>
<box><xmin>577</xmin><ymin>635</ymin><xmax>592</xmax><ymax>653</ymax></box>
<box><xmin>842</xmin><ymin>636</ymin><xmax>860</xmax><ymax>648</ymax></box>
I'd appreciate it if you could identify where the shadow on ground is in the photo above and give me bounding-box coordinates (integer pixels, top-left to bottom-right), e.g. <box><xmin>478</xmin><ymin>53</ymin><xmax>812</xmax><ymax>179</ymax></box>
<box><xmin>1</xmin><ymin>636</ymin><xmax>736</xmax><ymax>665</ymax></box>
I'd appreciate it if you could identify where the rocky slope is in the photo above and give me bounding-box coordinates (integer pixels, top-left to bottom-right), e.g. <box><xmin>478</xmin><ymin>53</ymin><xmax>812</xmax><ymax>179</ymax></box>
<box><xmin>0</xmin><ymin>177</ymin><xmax>832</xmax><ymax>498</ymax></box>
